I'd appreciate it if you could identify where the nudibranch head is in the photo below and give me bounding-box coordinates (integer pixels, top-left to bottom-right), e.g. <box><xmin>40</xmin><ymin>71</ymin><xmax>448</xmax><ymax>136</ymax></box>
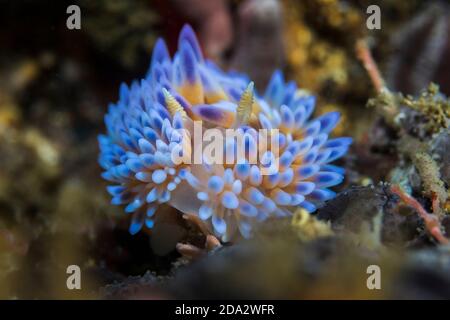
<box><xmin>99</xmin><ymin>25</ymin><xmax>351</xmax><ymax>241</ymax></box>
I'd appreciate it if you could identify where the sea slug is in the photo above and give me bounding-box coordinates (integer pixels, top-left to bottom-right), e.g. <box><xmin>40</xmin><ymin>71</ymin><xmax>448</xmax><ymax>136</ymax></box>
<box><xmin>98</xmin><ymin>25</ymin><xmax>351</xmax><ymax>241</ymax></box>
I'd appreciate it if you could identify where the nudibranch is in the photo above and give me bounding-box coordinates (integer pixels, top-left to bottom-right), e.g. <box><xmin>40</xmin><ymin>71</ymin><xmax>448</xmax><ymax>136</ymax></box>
<box><xmin>99</xmin><ymin>25</ymin><xmax>351</xmax><ymax>241</ymax></box>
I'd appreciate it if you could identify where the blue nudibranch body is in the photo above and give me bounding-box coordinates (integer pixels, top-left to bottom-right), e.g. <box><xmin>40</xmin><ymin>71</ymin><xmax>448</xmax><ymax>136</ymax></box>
<box><xmin>98</xmin><ymin>25</ymin><xmax>352</xmax><ymax>241</ymax></box>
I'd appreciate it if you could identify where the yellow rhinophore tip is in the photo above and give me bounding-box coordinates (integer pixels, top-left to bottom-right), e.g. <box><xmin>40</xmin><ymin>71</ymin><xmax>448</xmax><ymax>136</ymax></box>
<box><xmin>162</xmin><ymin>88</ymin><xmax>188</xmax><ymax>120</ymax></box>
<box><xmin>236</xmin><ymin>81</ymin><xmax>254</xmax><ymax>125</ymax></box>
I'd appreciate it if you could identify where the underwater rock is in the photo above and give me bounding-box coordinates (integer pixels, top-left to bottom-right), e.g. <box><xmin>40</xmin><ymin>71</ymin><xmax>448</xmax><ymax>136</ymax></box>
<box><xmin>316</xmin><ymin>185</ymin><xmax>394</xmax><ymax>233</ymax></box>
<box><xmin>100</xmin><ymin>271</ymin><xmax>169</xmax><ymax>299</ymax></box>
<box><xmin>316</xmin><ymin>184</ymin><xmax>422</xmax><ymax>247</ymax></box>
<box><xmin>166</xmin><ymin>235</ymin><xmax>385</xmax><ymax>299</ymax></box>
<box><xmin>350</xmin><ymin>118</ymin><xmax>398</xmax><ymax>183</ymax></box>
<box><xmin>93</xmin><ymin>231</ymin><xmax>450</xmax><ymax>300</ymax></box>
<box><xmin>367</xmin><ymin>82</ymin><xmax>449</xmax><ymax>224</ymax></box>
<box><xmin>96</xmin><ymin>228</ymin><xmax>450</xmax><ymax>299</ymax></box>
<box><xmin>391</xmin><ymin>246</ymin><xmax>450</xmax><ymax>299</ymax></box>
<box><xmin>399</xmin><ymin>84</ymin><xmax>450</xmax><ymax>139</ymax></box>
<box><xmin>430</xmin><ymin>129</ymin><xmax>450</xmax><ymax>186</ymax></box>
